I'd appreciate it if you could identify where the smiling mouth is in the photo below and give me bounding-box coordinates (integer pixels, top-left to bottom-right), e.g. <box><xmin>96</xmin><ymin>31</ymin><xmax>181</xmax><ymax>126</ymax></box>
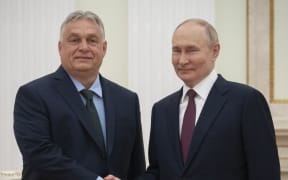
<box><xmin>179</xmin><ymin>68</ymin><xmax>191</xmax><ymax>72</ymax></box>
<box><xmin>178</xmin><ymin>68</ymin><xmax>195</xmax><ymax>75</ymax></box>
<box><xmin>75</xmin><ymin>56</ymin><xmax>92</xmax><ymax>59</ymax></box>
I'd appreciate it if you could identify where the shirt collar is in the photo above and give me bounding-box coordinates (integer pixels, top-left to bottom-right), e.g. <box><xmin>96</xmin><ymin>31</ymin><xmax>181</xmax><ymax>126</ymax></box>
<box><xmin>69</xmin><ymin>74</ymin><xmax>103</xmax><ymax>98</ymax></box>
<box><xmin>181</xmin><ymin>69</ymin><xmax>218</xmax><ymax>103</ymax></box>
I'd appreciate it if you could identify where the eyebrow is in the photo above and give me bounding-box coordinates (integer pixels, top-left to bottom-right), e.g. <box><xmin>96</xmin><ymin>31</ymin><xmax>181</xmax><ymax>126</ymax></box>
<box><xmin>66</xmin><ymin>33</ymin><xmax>100</xmax><ymax>39</ymax></box>
<box><xmin>172</xmin><ymin>45</ymin><xmax>199</xmax><ymax>49</ymax></box>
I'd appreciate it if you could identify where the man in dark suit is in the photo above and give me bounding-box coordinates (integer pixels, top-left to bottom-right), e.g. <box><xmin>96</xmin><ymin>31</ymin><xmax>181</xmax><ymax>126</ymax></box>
<box><xmin>140</xmin><ymin>19</ymin><xmax>280</xmax><ymax>180</ymax></box>
<box><xmin>14</xmin><ymin>10</ymin><xmax>145</xmax><ymax>180</ymax></box>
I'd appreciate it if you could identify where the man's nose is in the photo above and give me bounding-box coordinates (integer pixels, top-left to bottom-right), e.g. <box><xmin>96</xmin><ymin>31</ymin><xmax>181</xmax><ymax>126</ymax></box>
<box><xmin>79</xmin><ymin>40</ymin><xmax>89</xmax><ymax>50</ymax></box>
<box><xmin>179</xmin><ymin>53</ymin><xmax>189</xmax><ymax>65</ymax></box>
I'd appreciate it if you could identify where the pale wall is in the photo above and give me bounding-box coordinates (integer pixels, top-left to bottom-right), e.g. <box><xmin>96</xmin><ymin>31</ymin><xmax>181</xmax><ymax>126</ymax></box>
<box><xmin>215</xmin><ymin>0</ymin><xmax>247</xmax><ymax>84</ymax></box>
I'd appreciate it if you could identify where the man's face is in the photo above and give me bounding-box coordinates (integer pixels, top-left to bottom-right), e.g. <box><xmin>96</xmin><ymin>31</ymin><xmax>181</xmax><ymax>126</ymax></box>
<box><xmin>172</xmin><ymin>22</ymin><xmax>219</xmax><ymax>87</ymax></box>
<box><xmin>58</xmin><ymin>18</ymin><xmax>107</xmax><ymax>78</ymax></box>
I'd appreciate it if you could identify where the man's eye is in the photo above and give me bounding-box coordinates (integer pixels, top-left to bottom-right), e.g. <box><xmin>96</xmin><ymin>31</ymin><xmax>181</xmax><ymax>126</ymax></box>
<box><xmin>88</xmin><ymin>39</ymin><xmax>98</xmax><ymax>44</ymax></box>
<box><xmin>68</xmin><ymin>38</ymin><xmax>79</xmax><ymax>43</ymax></box>
<box><xmin>71</xmin><ymin>39</ymin><xmax>77</xmax><ymax>42</ymax></box>
<box><xmin>172</xmin><ymin>49</ymin><xmax>181</xmax><ymax>54</ymax></box>
<box><xmin>187</xmin><ymin>48</ymin><xmax>198</xmax><ymax>53</ymax></box>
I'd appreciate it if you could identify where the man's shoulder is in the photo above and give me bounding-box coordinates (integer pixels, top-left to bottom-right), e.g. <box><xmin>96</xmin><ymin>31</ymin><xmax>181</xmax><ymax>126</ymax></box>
<box><xmin>154</xmin><ymin>89</ymin><xmax>182</xmax><ymax>107</ymax></box>
<box><xmin>100</xmin><ymin>75</ymin><xmax>137</xmax><ymax>96</ymax></box>
<box><xmin>217</xmin><ymin>77</ymin><xmax>266</xmax><ymax>102</ymax></box>
<box><xmin>19</xmin><ymin>71</ymin><xmax>56</xmax><ymax>89</ymax></box>
<box><xmin>216</xmin><ymin>75</ymin><xmax>261</xmax><ymax>95</ymax></box>
<box><xmin>226</xmin><ymin>80</ymin><xmax>260</xmax><ymax>95</ymax></box>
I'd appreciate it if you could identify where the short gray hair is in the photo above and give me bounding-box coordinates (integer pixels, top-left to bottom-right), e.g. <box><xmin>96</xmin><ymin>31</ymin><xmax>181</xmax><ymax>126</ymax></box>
<box><xmin>60</xmin><ymin>10</ymin><xmax>105</xmax><ymax>40</ymax></box>
<box><xmin>174</xmin><ymin>18</ymin><xmax>219</xmax><ymax>47</ymax></box>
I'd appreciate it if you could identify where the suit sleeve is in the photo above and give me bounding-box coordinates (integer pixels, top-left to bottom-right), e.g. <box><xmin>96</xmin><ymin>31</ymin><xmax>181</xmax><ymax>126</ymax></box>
<box><xmin>127</xmin><ymin>94</ymin><xmax>146</xmax><ymax>180</ymax></box>
<box><xmin>13</xmin><ymin>85</ymin><xmax>98</xmax><ymax>180</ymax></box>
<box><xmin>242</xmin><ymin>89</ymin><xmax>281</xmax><ymax>180</ymax></box>
<box><xmin>137</xmin><ymin>104</ymin><xmax>158</xmax><ymax>180</ymax></box>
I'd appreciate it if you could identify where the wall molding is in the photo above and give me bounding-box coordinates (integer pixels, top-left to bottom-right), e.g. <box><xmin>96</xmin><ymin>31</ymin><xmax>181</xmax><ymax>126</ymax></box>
<box><xmin>247</xmin><ymin>0</ymin><xmax>288</xmax><ymax>177</ymax></box>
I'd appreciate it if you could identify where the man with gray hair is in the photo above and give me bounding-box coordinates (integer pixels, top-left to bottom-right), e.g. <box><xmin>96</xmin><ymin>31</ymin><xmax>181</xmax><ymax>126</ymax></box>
<box><xmin>14</xmin><ymin>10</ymin><xmax>145</xmax><ymax>180</ymax></box>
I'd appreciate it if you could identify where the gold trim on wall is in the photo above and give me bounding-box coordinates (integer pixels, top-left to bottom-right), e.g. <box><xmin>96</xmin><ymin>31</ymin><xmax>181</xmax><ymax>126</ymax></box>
<box><xmin>270</xmin><ymin>0</ymin><xmax>288</xmax><ymax>103</ymax></box>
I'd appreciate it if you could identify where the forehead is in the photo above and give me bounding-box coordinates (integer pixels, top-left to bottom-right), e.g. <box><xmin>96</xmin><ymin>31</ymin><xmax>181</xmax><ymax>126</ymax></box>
<box><xmin>63</xmin><ymin>19</ymin><xmax>101</xmax><ymax>36</ymax></box>
<box><xmin>172</xmin><ymin>23</ymin><xmax>208</xmax><ymax>47</ymax></box>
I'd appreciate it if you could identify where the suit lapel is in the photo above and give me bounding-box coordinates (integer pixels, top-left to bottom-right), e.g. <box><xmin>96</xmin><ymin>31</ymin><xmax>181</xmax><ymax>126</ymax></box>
<box><xmin>52</xmin><ymin>67</ymin><xmax>106</xmax><ymax>156</ymax></box>
<box><xmin>183</xmin><ymin>75</ymin><xmax>229</xmax><ymax>172</ymax></box>
<box><xmin>166</xmin><ymin>89</ymin><xmax>185</xmax><ymax>169</ymax></box>
<box><xmin>100</xmin><ymin>76</ymin><xmax>116</xmax><ymax>157</ymax></box>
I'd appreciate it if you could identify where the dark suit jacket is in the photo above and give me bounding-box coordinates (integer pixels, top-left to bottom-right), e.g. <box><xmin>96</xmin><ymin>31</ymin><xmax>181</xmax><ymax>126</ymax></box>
<box><xmin>14</xmin><ymin>66</ymin><xmax>146</xmax><ymax>180</ymax></box>
<box><xmin>141</xmin><ymin>75</ymin><xmax>280</xmax><ymax>180</ymax></box>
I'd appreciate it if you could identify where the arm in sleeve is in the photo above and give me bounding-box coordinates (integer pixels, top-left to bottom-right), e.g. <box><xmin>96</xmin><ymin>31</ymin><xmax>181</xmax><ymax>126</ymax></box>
<box><xmin>127</xmin><ymin>94</ymin><xmax>146</xmax><ymax>180</ymax></box>
<box><xmin>137</xmin><ymin>104</ymin><xmax>158</xmax><ymax>180</ymax></box>
<box><xmin>242</xmin><ymin>89</ymin><xmax>281</xmax><ymax>180</ymax></box>
<box><xmin>13</xmin><ymin>85</ymin><xmax>98</xmax><ymax>180</ymax></box>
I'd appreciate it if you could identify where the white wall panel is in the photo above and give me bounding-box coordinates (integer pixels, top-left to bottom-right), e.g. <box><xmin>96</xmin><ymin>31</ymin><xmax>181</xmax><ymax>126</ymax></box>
<box><xmin>0</xmin><ymin>0</ymin><xmax>74</xmax><ymax>171</ymax></box>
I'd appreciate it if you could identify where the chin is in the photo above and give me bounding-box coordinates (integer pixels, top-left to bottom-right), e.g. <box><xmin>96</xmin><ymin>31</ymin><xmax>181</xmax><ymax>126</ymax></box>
<box><xmin>74</xmin><ymin>63</ymin><xmax>92</xmax><ymax>69</ymax></box>
<box><xmin>178</xmin><ymin>72</ymin><xmax>192</xmax><ymax>80</ymax></box>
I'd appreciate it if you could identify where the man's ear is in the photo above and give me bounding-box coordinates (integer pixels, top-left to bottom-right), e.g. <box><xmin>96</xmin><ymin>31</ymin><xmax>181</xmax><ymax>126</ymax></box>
<box><xmin>58</xmin><ymin>41</ymin><xmax>62</xmax><ymax>52</ymax></box>
<box><xmin>213</xmin><ymin>43</ymin><xmax>220</xmax><ymax>59</ymax></box>
<box><xmin>102</xmin><ymin>40</ymin><xmax>107</xmax><ymax>55</ymax></box>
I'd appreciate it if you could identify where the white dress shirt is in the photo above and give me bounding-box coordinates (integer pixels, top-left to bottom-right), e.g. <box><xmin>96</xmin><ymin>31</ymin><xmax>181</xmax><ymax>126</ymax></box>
<box><xmin>179</xmin><ymin>69</ymin><xmax>218</xmax><ymax>135</ymax></box>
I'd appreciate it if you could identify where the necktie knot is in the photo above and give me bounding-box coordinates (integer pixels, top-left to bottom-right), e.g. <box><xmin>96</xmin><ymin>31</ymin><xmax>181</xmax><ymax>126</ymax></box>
<box><xmin>80</xmin><ymin>89</ymin><xmax>94</xmax><ymax>101</ymax></box>
<box><xmin>187</xmin><ymin>89</ymin><xmax>197</xmax><ymax>99</ymax></box>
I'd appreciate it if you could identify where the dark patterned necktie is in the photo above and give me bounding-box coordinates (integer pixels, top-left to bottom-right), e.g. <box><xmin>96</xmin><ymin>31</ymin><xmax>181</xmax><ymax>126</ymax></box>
<box><xmin>181</xmin><ymin>89</ymin><xmax>197</xmax><ymax>162</ymax></box>
<box><xmin>81</xmin><ymin>89</ymin><xmax>105</xmax><ymax>152</ymax></box>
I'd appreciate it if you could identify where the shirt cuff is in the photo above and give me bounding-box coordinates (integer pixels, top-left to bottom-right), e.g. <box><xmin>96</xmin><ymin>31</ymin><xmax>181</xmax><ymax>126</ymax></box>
<box><xmin>97</xmin><ymin>176</ymin><xmax>104</xmax><ymax>180</ymax></box>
